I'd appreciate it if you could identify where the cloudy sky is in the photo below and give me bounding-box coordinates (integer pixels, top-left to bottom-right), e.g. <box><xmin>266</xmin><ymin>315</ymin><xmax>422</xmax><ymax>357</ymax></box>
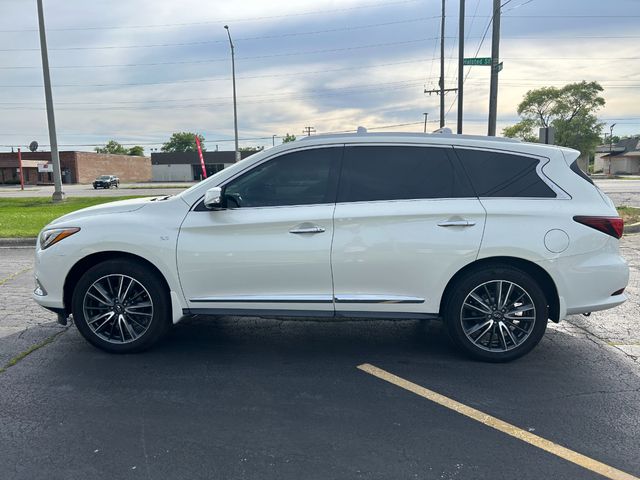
<box><xmin>0</xmin><ymin>0</ymin><xmax>639</xmax><ymax>153</ymax></box>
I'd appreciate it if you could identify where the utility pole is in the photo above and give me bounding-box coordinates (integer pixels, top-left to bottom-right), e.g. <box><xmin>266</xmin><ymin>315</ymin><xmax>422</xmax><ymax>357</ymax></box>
<box><xmin>425</xmin><ymin>0</ymin><xmax>456</xmax><ymax>128</ymax></box>
<box><xmin>457</xmin><ymin>0</ymin><xmax>465</xmax><ymax>134</ymax></box>
<box><xmin>37</xmin><ymin>0</ymin><xmax>64</xmax><ymax>201</ymax></box>
<box><xmin>224</xmin><ymin>25</ymin><xmax>240</xmax><ymax>163</ymax></box>
<box><xmin>423</xmin><ymin>113</ymin><xmax>429</xmax><ymax>133</ymax></box>
<box><xmin>487</xmin><ymin>0</ymin><xmax>501</xmax><ymax>136</ymax></box>
<box><xmin>302</xmin><ymin>126</ymin><xmax>316</xmax><ymax>136</ymax></box>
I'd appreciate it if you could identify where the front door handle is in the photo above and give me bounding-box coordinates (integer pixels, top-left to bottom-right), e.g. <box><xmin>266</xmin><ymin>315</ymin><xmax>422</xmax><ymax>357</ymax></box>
<box><xmin>437</xmin><ymin>219</ymin><xmax>476</xmax><ymax>227</ymax></box>
<box><xmin>289</xmin><ymin>223</ymin><xmax>326</xmax><ymax>234</ymax></box>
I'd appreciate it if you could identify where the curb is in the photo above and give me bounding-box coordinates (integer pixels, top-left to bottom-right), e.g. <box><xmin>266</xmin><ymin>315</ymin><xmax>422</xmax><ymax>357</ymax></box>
<box><xmin>624</xmin><ymin>222</ymin><xmax>640</xmax><ymax>234</ymax></box>
<box><xmin>0</xmin><ymin>237</ymin><xmax>37</xmax><ymax>247</ymax></box>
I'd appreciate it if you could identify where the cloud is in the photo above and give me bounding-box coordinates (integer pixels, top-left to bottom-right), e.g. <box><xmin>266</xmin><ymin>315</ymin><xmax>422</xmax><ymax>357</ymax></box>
<box><xmin>0</xmin><ymin>0</ymin><xmax>639</xmax><ymax>152</ymax></box>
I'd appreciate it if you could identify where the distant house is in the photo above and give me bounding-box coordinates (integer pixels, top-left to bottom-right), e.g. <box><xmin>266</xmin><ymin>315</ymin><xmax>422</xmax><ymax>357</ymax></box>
<box><xmin>594</xmin><ymin>137</ymin><xmax>640</xmax><ymax>174</ymax></box>
<box><xmin>150</xmin><ymin>151</ymin><xmax>255</xmax><ymax>182</ymax></box>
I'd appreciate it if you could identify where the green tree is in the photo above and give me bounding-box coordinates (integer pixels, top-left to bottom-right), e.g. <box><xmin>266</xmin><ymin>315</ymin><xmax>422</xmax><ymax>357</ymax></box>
<box><xmin>95</xmin><ymin>140</ymin><xmax>128</xmax><ymax>155</ymax></box>
<box><xmin>602</xmin><ymin>135</ymin><xmax>620</xmax><ymax>144</ymax></box>
<box><xmin>502</xmin><ymin>81</ymin><xmax>605</xmax><ymax>156</ymax></box>
<box><xmin>127</xmin><ymin>145</ymin><xmax>144</xmax><ymax>156</ymax></box>
<box><xmin>161</xmin><ymin>132</ymin><xmax>206</xmax><ymax>153</ymax></box>
<box><xmin>282</xmin><ymin>133</ymin><xmax>296</xmax><ymax>143</ymax></box>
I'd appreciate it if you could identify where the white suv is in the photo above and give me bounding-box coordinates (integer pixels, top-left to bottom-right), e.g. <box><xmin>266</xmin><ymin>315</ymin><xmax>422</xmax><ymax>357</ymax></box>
<box><xmin>33</xmin><ymin>132</ymin><xmax>629</xmax><ymax>361</ymax></box>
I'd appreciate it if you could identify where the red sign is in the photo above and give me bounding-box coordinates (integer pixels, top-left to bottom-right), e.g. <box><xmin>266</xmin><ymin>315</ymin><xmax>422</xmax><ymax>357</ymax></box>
<box><xmin>18</xmin><ymin>147</ymin><xmax>24</xmax><ymax>191</ymax></box>
<box><xmin>195</xmin><ymin>135</ymin><xmax>207</xmax><ymax>179</ymax></box>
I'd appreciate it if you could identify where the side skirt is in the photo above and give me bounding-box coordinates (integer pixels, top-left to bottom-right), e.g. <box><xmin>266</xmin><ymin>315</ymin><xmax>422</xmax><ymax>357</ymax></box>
<box><xmin>183</xmin><ymin>308</ymin><xmax>439</xmax><ymax>321</ymax></box>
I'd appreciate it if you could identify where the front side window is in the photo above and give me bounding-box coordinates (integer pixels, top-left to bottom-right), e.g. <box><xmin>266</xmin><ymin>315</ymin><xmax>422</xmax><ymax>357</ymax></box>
<box><xmin>223</xmin><ymin>147</ymin><xmax>341</xmax><ymax>208</ymax></box>
<box><xmin>337</xmin><ymin>145</ymin><xmax>473</xmax><ymax>202</ymax></box>
<box><xmin>455</xmin><ymin>148</ymin><xmax>556</xmax><ymax>198</ymax></box>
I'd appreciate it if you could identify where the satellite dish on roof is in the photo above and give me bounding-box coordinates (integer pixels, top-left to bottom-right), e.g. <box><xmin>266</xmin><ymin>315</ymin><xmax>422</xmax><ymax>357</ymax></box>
<box><xmin>29</xmin><ymin>141</ymin><xmax>38</xmax><ymax>152</ymax></box>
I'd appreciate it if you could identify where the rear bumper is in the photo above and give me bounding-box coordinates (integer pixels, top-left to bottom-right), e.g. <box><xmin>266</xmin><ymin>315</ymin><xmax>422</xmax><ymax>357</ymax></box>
<box><xmin>541</xmin><ymin>250</ymin><xmax>629</xmax><ymax>320</ymax></box>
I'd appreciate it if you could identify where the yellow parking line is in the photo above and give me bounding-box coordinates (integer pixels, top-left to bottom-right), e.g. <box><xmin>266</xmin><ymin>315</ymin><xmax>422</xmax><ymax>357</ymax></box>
<box><xmin>357</xmin><ymin>363</ymin><xmax>639</xmax><ymax>480</ymax></box>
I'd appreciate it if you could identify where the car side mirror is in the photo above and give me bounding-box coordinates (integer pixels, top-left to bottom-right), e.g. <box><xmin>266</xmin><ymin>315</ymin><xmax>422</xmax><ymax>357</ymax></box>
<box><xmin>204</xmin><ymin>187</ymin><xmax>224</xmax><ymax>210</ymax></box>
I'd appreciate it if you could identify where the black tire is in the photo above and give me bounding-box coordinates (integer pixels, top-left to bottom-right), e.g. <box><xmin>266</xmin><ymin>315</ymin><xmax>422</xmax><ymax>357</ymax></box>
<box><xmin>444</xmin><ymin>264</ymin><xmax>548</xmax><ymax>362</ymax></box>
<box><xmin>93</xmin><ymin>186</ymin><xmax>97</xmax><ymax>189</ymax></box>
<box><xmin>71</xmin><ymin>259</ymin><xmax>171</xmax><ymax>353</ymax></box>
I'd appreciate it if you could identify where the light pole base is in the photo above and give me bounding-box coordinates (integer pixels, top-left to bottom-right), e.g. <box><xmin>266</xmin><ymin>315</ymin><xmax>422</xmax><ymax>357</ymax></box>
<box><xmin>51</xmin><ymin>191</ymin><xmax>66</xmax><ymax>202</ymax></box>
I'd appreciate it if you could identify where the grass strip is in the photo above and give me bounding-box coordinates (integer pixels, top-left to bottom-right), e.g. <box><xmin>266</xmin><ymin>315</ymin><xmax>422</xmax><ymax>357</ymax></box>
<box><xmin>0</xmin><ymin>196</ymin><xmax>144</xmax><ymax>238</ymax></box>
<box><xmin>618</xmin><ymin>206</ymin><xmax>640</xmax><ymax>225</ymax></box>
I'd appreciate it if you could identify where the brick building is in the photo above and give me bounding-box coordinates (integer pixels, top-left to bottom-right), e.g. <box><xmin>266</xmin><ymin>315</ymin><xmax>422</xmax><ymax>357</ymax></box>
<box><xmin>0</xmin><ymin>151</ymin><xmax>152</xmax><ymax>185</ymax></box>
<box><xmin>151</xmin><ymin>151</ymin><xmax>255</xmax><ymax>182</ymax></box>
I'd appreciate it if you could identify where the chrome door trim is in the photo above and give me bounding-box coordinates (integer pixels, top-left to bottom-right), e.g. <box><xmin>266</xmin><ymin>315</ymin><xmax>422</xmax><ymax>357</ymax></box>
<box><xmin>190</xmin><ymin>295</ymin><xmax>333</xmax><ymax>303</ymax></box>
<box><xmin>334</xmin><ymin>294</ymin><xmax>425</xmax><ymax>304</ymax></box>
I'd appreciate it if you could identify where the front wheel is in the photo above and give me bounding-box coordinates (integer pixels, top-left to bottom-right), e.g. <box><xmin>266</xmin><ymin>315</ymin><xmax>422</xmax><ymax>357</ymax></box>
<box><xmin>444</xmin><ymin>265</ymin><xmax>548</xmax><ymax>362</ymax></box>
<box><xmin>71</xmin><ymin>259</ymin><xmax>171</xmax><ymax>353</ymax></box>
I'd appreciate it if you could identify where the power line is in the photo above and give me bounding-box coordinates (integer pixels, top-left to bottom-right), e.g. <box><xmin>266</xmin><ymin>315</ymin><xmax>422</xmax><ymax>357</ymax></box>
<box><xmin>3</xmin><ymin>33</ymin><xmax>638</xmax><ymax>66</ymax></box>
<box><xmin>0</xmin><ymin>0</ymin><xmax>423</xmax><ymax>33</ymax></box>
<box><xmin>0</xmin><ymin>79</ymin><xmax>428</xmax><ymax>110</ymax></box>
<box><xmin>2</xmin><ymin>35</ymin><xmax>435</xmax><ymax>53</ymax></box>
<box><xmin>1</xmin><ymin>11</ymin><xmax>637</xmax><ymax>34</ymax></box>
<box><xmin>0</xmin><ymin>18</ymin><xmax>441</xmax><ymax>52</ymax></box>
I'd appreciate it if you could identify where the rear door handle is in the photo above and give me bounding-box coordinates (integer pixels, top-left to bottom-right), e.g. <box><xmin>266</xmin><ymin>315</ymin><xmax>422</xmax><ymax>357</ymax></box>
<box><xmin>437</xmin><ymin>220</ymin><xmax>476</xmax><ymax>227</ymax></box>
<box><xmin>289</xmin><ymin>223</ymin><xmax>326</xmax><ymax>234</ymax></box>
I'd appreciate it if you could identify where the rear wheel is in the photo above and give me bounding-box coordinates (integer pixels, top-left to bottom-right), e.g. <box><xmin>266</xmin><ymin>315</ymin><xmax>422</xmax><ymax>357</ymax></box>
<box><xmin>71</xmin><ymin>259</ymin><xmax>171</xmax><ymax>353</ymax></box>
<box><xmin>444</xmin><ymin>265</ymin><xmax>548</xmax><ymax>362</ymax></box>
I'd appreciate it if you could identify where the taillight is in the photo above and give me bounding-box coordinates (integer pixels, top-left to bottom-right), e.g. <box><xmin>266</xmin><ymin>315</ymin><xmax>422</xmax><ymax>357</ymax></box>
<box><xmin>573</xmin><ymin>216</ymin><xmax>624</xmax><ymax>239</ymax></box>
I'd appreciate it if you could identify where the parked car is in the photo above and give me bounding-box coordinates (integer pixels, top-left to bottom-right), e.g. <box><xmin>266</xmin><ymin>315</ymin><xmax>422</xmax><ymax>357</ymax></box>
<box><xmin>93</xmin><ymin>175</ymin><xmax>119</xmax><ymax>189</ymax></box>
<box><xmin>33</xmin><ymin>131</ymin><xmax>629</xmax><ymax>361</ymax></box>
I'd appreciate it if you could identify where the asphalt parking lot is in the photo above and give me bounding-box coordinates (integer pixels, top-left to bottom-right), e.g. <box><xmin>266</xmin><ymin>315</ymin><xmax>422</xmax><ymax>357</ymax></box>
<box><xmin>0</xmin><ymin>239</ymin><xmax>639</xmax><ymax>480</ymax></box>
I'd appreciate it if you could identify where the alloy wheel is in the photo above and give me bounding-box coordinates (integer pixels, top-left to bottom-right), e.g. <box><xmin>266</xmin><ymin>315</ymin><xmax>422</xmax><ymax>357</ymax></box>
<box><xmin>82</xmin><ymin>274</ymin><xmax>154</xmax><ymax>344</ymax></box>
<box><xmin>459</xmin><ymin>280</ymin><xmax>536</xmax><ymax>353</ymax></box>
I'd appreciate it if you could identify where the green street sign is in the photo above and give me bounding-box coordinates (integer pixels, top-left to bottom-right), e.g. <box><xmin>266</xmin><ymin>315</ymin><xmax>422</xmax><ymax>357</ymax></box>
<box><xmin>463</xmin><ymin>57</ymin><xmax>492</xmax><ymax>66</ymax></box>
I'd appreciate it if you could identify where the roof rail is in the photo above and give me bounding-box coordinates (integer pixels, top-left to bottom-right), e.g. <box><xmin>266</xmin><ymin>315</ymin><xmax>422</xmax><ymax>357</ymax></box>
<box><xmin>299</xmin><ymin>129</ymin><xmax>522</xmax><ymax>143</ymax></box>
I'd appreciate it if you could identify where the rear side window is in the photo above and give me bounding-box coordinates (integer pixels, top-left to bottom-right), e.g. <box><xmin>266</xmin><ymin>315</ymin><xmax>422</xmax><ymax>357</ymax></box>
<box><xmin>337</xmin><ymin>146</ymin><xmax>474</xmax><ymax>202</ymax></box>
<box><xmin>570</xmin><ymin>159</ymin><xmax>594</xmax><ymax>185</ymax></box>
<box><xmin>455</xmin><ymin>148</ymin><xmax>556</xmax><ymax>198</ymax></box>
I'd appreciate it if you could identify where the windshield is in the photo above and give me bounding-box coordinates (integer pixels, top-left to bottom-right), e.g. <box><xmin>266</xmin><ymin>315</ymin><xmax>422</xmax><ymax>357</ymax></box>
<box><xmin>97</xmin><ymin>176</ymin><xmax>111</xmax><ymax>180</ymax></box>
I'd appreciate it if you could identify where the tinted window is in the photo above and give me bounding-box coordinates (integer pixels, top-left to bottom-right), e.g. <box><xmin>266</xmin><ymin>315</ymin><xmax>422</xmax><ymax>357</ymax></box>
<box><xmin>337</xmin><ymin>146</ymin><xmax>474</xmax><ymax>202</ymax></box>
<box><xmin>455</xmin><ymin>148</ymin><xmax>556</xmax><ymax>198</ymax></box>
<box><xmin>570</xmin><ymin>159</ymin><xmax>594</xmax><ymax>185</ymax></box>
<box><xmin>223</xmin><ymin>147</ymin><xmax>340</xmax><ymax>208</ymax></box>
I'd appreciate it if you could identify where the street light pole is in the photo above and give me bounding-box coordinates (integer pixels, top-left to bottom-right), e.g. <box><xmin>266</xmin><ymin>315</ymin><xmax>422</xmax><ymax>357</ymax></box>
<box><xmin>37</xmin><ymin>0</ymin><xmax>65</xmax><ymax>201</ymax></box>
<box><xmin>224</xmin><ymin>25</ymin><xmax>240</xmax><ymax>163</ymax></box>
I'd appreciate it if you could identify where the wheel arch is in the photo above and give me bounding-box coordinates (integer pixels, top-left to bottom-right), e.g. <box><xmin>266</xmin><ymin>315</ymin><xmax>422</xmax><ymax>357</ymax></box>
<box><xmin>63</xmin><ymin>251</ymin><xmax>172</xmax><ymax>315</ymax></box>
<box><xmin>439</xmin><ymin>256</ymin><xmax>560</xmax><ymax>322</ymax></box>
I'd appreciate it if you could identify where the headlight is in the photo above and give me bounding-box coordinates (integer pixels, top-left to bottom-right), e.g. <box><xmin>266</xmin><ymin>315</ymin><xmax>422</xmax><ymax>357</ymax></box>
<box><xmin>39</xmin><ymin>227</ymin><xmax>80</xmax><ymax>250</ymax></box>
